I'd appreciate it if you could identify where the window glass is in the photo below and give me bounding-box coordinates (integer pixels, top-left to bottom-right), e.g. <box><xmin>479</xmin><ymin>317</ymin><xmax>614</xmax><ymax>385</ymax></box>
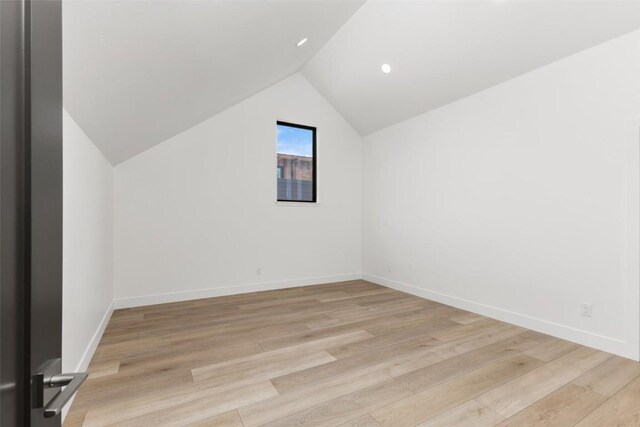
<box><xmin>276</xmin><ymin>122</ymin><xmax>316</xmax><ymax>202</ymax></box>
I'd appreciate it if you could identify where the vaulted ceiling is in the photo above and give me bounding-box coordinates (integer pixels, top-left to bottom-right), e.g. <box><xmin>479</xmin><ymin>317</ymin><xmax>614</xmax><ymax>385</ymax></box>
<box><xmin>63</xmin><ymin>0</ymin><xmax>364</xmax><ymax>164</ymax></box>
<box><xmin>64</xmin><ymin>0</ymin><xmax>640</xmax><ymax>165</ymax></box>
<box><xmin>302</xmin><ymin>0</ymin><xmax>640</xmax><ymax>136</ymax></box>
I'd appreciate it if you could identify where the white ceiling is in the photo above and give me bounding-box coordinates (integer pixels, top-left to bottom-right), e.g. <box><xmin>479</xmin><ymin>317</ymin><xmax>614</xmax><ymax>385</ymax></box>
<box><xmin>302</xmin><ymin>0</ymin><xmax>640</xmax><ymax>135</ymax></box>
<box><xmin>64</xmin><ymin>0</ymin><xmax>640</xmax><ymax>164</ymax></box>
<box><xmin>63</xmin><ymin>0</ymin><xmax>364</xmax><ymax>164</ymax></box>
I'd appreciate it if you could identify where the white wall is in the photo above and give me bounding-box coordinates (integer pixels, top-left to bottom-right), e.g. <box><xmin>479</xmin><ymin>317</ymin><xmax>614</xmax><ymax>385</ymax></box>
<box><xmin>63</xmin><ymin>109</ymin><xmax>114</xmax><ymax>376</ymax></box>
<box><xmin>363</xmin><ymin>30</ymin><xmax>640</xmax><ymax>359</ymax></box>
<box><xmin>113</xmin><ymin>74</ymin><xmax>362</xmax><ymax>306</ymax></box>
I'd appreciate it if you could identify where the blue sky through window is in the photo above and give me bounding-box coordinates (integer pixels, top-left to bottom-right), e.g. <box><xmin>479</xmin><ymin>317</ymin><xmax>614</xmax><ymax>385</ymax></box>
<box><xmin>277</xmin><ymin>124</ymin><xmax>313</xmax><ymax>157</ymax></box>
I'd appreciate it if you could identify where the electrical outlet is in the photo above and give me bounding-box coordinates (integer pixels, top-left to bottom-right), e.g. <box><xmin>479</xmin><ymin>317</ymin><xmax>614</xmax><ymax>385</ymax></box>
<box><xmin>256</xmin><ymin>268</ymin><xmax>262</xmax><ymax>276</ymax></box>
<box><xmin>387</xmin><ymin>266</ymin><xmax>392</xmax><ymax>273</ymax></box>
<box><xmin>581</xmin><ymin>303</ymin><xmax>592</xmax><ymax>318</ymax></box>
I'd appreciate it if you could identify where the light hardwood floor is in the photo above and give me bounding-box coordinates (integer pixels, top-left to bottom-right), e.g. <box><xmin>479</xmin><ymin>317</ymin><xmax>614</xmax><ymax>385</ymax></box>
<box><xmin>64</xmin><ymin>280</ymin><xmax>640</xmax><ymax>426</ymax></box>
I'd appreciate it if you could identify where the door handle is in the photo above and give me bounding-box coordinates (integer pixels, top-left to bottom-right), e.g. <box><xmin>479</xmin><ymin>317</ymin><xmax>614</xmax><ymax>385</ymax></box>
<box><xmin>32</xmin><ymin>358</ymin><xmax>87</xmax><ymax>418</ymax></box>
<box><xmin>43</xmin><ymin>371</ymin><xmax>88</xmax><ymax>418</ymax></box>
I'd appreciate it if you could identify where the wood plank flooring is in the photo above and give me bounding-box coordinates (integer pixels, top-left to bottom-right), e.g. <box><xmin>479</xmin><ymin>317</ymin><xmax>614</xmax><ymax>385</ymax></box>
<box><xmin>64</xmin><ymin>280</ymin><xmax>640</xmax><ymax>426</ymax></box>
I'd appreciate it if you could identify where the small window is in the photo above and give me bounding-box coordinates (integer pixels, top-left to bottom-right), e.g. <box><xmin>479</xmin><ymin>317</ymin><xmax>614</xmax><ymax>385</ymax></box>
<box><xmin>276</xmin><ymin>121</ymin><xmax>316</xmax><ymax>202</ymax></box>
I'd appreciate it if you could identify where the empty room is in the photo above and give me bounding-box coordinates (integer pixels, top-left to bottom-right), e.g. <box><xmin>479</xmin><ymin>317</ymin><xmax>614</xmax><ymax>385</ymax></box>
<box><xmin>2</xmin><ymin>0</ymin><xmax>640</xmax><ymax>426</ymax></box>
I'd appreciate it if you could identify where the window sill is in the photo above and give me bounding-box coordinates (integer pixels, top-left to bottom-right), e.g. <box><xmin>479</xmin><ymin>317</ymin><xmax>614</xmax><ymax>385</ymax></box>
<box><xmin>275</xmin><ymin>201</ymin><xmax>320</xmax><ymax>207</ymax></box>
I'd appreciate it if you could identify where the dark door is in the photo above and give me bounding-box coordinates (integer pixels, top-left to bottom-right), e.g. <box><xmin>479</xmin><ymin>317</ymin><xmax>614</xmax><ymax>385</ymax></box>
<box><xmin>28</xmin><ymin>0</ymin><xmax>64</xmax><ymax>425</ymax></box>
<box><xmin>1</xmin><ymin>1</ymin><xmax>84</xmax><ymax>426</ymax></box>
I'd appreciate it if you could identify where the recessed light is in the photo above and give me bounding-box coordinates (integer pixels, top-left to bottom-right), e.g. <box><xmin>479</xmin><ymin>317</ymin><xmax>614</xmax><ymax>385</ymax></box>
<box><xmin>297</xmin><ymin>38</ymin><xmax>308</xmax><ymax>47</ymax></box>
<box><xmin>381</xmin><ymin>64</ymin><xmax>391</xmax><ymax>74</ymax></box>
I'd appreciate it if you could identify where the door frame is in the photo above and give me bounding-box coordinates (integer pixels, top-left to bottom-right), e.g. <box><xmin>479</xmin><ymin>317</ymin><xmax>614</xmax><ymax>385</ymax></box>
<box><xmin>1</xmin><ymin>0</ymin><xmax>30</xmax><ymax>424</ymax></box>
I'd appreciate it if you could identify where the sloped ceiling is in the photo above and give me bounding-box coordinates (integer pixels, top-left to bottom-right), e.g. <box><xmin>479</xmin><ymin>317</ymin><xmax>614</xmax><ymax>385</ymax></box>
<box><xmin>302</xmin><ymin>0</ymin><xmax>640</xmax><ymax>135</ymax></box>
<box><xmin>63</xmin><ymin>0</ymin><xmax>364</xmax><ymax>164</ymax></box>
<box><xmin>64</xmin><ymin>0</ymin><xmax>640</xmax><ymax>164</ymax></box>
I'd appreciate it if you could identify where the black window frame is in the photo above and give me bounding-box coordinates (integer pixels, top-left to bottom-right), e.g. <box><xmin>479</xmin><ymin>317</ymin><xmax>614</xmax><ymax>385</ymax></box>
<box><xmin>276</xmin><ymin>121</ymin><xmax>317</xmax><ymax>203</ymax></box>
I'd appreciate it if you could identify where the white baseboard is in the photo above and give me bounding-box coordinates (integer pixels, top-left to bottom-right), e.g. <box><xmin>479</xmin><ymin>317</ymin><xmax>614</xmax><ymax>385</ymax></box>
<box><xmin>62</xmin><ymin>300</ymin><xmax>115</xmax><ymax>422</ymax></box>
<box><xmin>363</xmin><ymin>273</ymin><xmax>636</xmax><ymax>360</ymax></box>
<box><xmin>74</xmin><ymin>300</ymin><xmax>115</xmax><ymax>372</ymax></box>
<box><xmin>114</xmin><ymin>273</ymin><xmax>363</xmax><ymax>309</ymax></box>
